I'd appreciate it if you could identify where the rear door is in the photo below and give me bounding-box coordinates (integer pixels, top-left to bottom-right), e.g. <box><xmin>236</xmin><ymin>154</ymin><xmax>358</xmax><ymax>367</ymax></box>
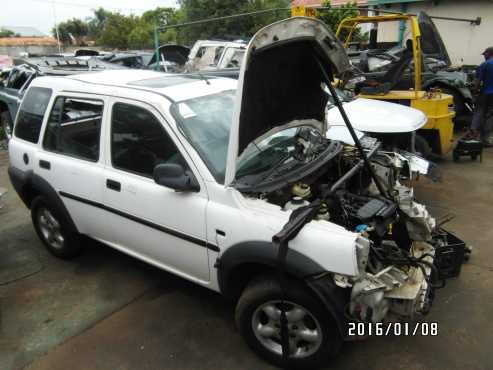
<box><xmin>37</xmin><ymin>93</ymin><xmax>108</xmax><ymax>238</ymax></box>
<box><xmin>101</xmin><ymin>98</ymin><xmax>210</xmax><ymax>283</ymax></box>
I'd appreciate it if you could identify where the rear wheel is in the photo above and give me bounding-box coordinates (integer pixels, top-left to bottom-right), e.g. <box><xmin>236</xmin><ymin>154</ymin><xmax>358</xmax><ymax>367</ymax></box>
<box><xmin>438</xmin><ymin>87</ymin><xmax>466</xmax><ymax>115</ymax></box>
<box><xmin>236</xmin><ymin>276</ymin><xmax>342</xmax><ymax>369</ymax></box>
<box><xmin>1</xmin><ymin>111</ymin><xmax>13</xmax><ymax>143</ymax></box>
<box><xmin>415</xmin><ymin>134</ymin><xmax>433</xmax><ymax>159</ymax></box>
<box><xmin>31</xmin><ymin>196</ymin><xmax>82</xmax><ymax>259</ymax></box>
<box><xmin>453</xmin><ymin>151</ymin><xmax>460</xmax><ymax>162</ymax></box>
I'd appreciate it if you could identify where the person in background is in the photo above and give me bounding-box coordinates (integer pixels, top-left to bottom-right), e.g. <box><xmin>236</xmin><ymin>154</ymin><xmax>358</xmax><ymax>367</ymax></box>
<box><xmin>467</xmin><ymin>47</ymin><xmax>493</xmax><ymax>143</ymax></box>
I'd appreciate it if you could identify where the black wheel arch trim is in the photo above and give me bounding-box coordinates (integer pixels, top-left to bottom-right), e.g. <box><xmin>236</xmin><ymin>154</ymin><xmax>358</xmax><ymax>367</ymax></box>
<box><xmin>8</xmin><ymin>166</ymin><xmax>79</xmax><ymax>235</ymax></box>
<box><xmin>217</xmin><ymin>240</ymin><xmax>349</xmax><ymax>338</ymax></box>
<box><xmin>305</xmin><ymin>273</ymin><xmax>350</xmax><ymax>339</ymax></box>
<box><xmin>217</xmin><ymin>241</ymin><xmax>326</xmax><ymax>295</ymax></box>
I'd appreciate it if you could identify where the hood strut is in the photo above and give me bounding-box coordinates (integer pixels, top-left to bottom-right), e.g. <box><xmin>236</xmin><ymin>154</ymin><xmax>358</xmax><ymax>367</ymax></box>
<box><xmin>273</xmin><ymin>55</ymin><xmax>390</xmax><ymax>364</ymax></box>
<box><xmin>316</xmin><ymin>57</ymin><xmax>388</xmax><ymax>198</ymax></box>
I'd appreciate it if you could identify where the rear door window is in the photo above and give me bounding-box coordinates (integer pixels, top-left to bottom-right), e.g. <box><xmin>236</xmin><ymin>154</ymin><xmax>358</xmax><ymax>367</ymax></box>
<box><xmin>43</xmin><ymin>96</ymin><xmax>103</xmax><ymax>161</ymax></box>
<box><xmin>14</xmin><ymin>87</ymin><xmax>52</xmax><ymax>143</ymax></box>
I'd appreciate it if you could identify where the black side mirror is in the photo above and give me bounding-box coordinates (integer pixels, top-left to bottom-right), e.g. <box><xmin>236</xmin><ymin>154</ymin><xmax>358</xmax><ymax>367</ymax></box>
<box><xmin>153</xmin><ymin>163</ymin><xmax>200</xmax><ymax>192</ymax></box>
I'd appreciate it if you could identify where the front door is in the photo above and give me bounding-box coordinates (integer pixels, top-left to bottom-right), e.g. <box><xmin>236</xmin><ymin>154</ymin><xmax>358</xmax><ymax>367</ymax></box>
<box><xmin>101</xmin><ymin>99</ymin><xmax>210</xmax><ymax>283</ymax></box>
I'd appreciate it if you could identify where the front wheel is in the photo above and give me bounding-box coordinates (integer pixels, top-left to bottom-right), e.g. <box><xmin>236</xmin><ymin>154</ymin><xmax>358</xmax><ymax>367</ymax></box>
<box><xmin>236</xmin><ymin>276</ymin><xmax>342</xmax><ymax>369</ymax></box>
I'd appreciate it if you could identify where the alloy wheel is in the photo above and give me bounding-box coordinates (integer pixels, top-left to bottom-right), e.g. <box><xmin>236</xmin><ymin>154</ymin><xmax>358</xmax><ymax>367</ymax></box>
<box><xmin>37</xmin><ymin>207</ymin><xmax>64</xmax><ymax>250</ymax></box>
<box><xmin>251</xmin><ymin>300</ymin><xmax>323</xmax><ymax>358</ymax></box>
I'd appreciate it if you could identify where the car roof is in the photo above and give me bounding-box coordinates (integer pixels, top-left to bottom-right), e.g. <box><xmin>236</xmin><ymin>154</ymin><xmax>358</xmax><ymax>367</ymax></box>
<box><xmin>34</xmin><ymin>70</ymin><xmax>237</xmax><ymax>103</ymax></box>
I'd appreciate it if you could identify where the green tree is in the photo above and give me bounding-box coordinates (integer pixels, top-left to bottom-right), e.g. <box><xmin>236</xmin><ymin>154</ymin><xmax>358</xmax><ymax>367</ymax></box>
<box><xmin>88</xmin><ymin>7</ymin><xmax>112</xmax><ymax>39</ymax></box>
<box><xmin>176</xmin><ymin>0</ymin><xmax>289</xmax><ymax>44</ymax></box>
<box><xmin>97</xmin><ymin>12</ymin><xmax>138</xmax><ymax>49</ymax></box>
<box><xmin>316</xmin><ymin>0</ymin><xmax>365</xmax><ymax>41</ymax></box>
<box><xmin>128</xmin><ymin>7</ymin><xmax>181</xmax><ymax>49</ymax></box>
<box><xmin>0</xmin><ymin>28</ymin><xmax>18</xmax><ymax>37</ymax></box>
<box><xmin>53</xmin><ymin>18</ymin><xmax>88</xmax><ymax>45</ymax></box>
<box><xmin>241</xmin><ymin>0</ymin><xmax>290</xmax><ymax>35</ymax></box>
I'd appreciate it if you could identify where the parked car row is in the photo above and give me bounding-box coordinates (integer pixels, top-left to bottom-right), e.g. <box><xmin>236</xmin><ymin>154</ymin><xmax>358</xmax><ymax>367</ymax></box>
<box><xmin>0</xmin><ymin>56</ymin><xmax>127</xmax><ymax>142</ymax></box>
<box><xmin>5</xmin><ymin>18</ymin><xmax>467</xmax><ymax>369</ymax></box>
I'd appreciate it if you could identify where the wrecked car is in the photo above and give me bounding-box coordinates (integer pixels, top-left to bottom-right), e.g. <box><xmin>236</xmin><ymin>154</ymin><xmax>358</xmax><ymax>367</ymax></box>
<box><xmin>0</xmin><ymin>56</ymin><xmax>126</xmax><ymax>143</ymax></box>
<box><xmin>343</xmin><ymin>12</ymin><xmax>474</xmax><ymax>123</ymax></box>
<box><xmin>147</xmin><ymin>44</ymin><xmax>191</xmax><ymax>72</ymax></box>
<box><xmin>8</xmin><ymin>18</ymin><xmax>464</xmax><ymax>369</ymax></box>
<box><xmin>184</xmin><ymin>39</ymin><xmax>246</xmax><ymax>75</ymax></box>
<box><xmin>325</xmin><ymin>94</ymin><xmax>437</xmax><ymax>161</ymax></box>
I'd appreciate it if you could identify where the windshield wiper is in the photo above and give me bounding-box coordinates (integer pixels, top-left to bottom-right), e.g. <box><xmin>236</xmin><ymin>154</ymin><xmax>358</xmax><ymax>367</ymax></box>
<box><xmin>257</xmin><ymin>153</ymin><xmax>296</xmax><ymax>183</ymax></box>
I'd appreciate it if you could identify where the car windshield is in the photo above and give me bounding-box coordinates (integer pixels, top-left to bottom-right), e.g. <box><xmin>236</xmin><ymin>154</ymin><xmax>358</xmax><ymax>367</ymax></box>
<box><xmin>172</xmin><ymin>91</ymin><xmax>328</xmax><ymax>185</ymax></box>
<box><xmin>235</xmin><ymin>128</ymin><xmax>300</xmax><ymax>179</ymax></box>
<box><xmin>171</xmin><ymin>90</ymin><xmax>235</xmax><ymax>183</ymax></box>
<box><xmin>235</xmin><ymin>125</ymin><xmax>326</xmax><ymax>185</ymax></box>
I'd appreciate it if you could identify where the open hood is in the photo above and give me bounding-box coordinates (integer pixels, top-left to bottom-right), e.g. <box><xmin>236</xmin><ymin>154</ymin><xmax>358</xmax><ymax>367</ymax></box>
<box><xmin>327</xmin><ymin>98</ymin><xmax>427</xmax><ymax>134</ymax></box>
<box><xmin>417</xmin><ymin>12</ymin><xmax>451</xmax><ymax>66</ymax></box>
<box><xmin>225</xmin><ymin>17</ymin><xmax>351</xmax><ymax>186</ymax></box>
<box><xmin>149</xmin><ymin>44</ymin><xmax>190</xmax><ymax>66</ymax></box>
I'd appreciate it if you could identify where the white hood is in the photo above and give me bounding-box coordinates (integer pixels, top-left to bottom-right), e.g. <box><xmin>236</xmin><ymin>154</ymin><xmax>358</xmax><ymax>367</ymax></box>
<box><xmin>225</xmin><ymin>17</ymin><xmax>352</xmax><ymax>186</ymax></box>
<box><xmin>326</xmin><ymin>98</ymin><xmax>427</xmax><ymax>134</ymax></box>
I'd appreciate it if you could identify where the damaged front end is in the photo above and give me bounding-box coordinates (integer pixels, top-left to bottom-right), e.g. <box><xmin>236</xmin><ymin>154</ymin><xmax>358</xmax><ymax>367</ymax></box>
<box><xmin>237</xmin><ymin>127</ymin><xmax>461</xmax><ymax>325</ymax></box>
<box><xmin>228</xmin><ymin>17</ymin><xmax>465</xmax><ymax>350</ymax></box>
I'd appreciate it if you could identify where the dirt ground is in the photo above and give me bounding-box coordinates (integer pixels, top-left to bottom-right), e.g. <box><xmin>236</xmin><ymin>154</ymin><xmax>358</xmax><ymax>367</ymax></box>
<box><xmin>1</xmin><ymin>146</ymin><xmax>492</xmax><ymax>370</ymax></box>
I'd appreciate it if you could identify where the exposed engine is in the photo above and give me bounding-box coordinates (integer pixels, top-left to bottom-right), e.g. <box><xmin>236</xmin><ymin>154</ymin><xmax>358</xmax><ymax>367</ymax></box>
<box><xmin>239</xmin><ymin>125</ymin><xmax>459</xmax><ymax>324</ymax></box>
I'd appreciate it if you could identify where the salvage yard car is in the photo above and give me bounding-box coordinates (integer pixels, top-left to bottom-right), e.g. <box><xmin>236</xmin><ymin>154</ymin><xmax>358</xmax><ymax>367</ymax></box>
<box><xmin>0</xmin><ymin>56</ymin><xmax>126</xmax><ymax>143</ymax></box>
<box><xmin>8</xmin><ymin>18</ymin><xmax>464</xmax><ymax>368</ymax></box>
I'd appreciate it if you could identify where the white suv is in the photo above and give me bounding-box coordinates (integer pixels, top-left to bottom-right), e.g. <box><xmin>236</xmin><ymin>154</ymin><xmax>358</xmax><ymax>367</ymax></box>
<box><xmin>8</xmin><ymin>18</ymin><xmax>451</xmax><ymax>368</ymax></box>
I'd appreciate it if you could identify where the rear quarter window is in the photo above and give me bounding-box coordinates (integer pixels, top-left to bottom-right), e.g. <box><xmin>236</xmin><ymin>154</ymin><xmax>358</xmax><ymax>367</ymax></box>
<box><xmin>14</xmin><ymin>87</ymin><xmax>52</xmax><ymax>143</ymax></box>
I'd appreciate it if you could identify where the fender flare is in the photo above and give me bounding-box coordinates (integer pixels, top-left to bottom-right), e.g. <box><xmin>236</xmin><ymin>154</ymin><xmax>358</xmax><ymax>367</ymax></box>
<box><xmin>8</xmin><ymin>166</ymin><xmax>79</xmax><ymax>235</ymax></box>
<box><xmin>217</xmin><ymin>241</ymin><xmax>349</xmax><ymax>337</ymax></box>
<box><xmin>217</xmin><ymin>241</ymin><xmax>325</xmax><ymax>294</ymax></box>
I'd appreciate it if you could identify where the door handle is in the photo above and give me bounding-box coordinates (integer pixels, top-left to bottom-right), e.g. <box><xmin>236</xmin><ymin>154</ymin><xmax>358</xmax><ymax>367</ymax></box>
<box><xmin>106</xmin><ymin>179</ymin><xmax>121</xmax><ymax>192</ymax></box>
<box><xmin>39</xmin><ymin>160</ymin><xmax>51</xmax><ymax>170</ymax></box>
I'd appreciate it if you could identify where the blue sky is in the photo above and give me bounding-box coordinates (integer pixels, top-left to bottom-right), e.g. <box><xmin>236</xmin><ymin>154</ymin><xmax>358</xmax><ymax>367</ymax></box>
<box><xmin>0</xmin><ymin>0</ymin><xmax>178</xmax><ymax>35</ymax></box>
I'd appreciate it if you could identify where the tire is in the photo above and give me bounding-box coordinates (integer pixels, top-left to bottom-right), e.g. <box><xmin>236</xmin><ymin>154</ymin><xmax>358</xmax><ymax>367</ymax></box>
<box><xmin>1</xmin><ymin>111</ymin><xmax>13</xmax><ymax>143</ymax></box>
<box><xmin>31</xmin><ymin>196</ymin><xmax>82</xmax><ymax>259</ymax></box>
<box><xmin>415</xmin><ymin>134</ymin><xmax>433</xmax><ymax>159</ymax></box>
<box><xmin>236</xmin><ymin>276</ymin><xmax>342</xmax><ymax>369</ymax></box>
<box><xmin>439</xmin><ymin>87</ymin><xmax>466</xmax><ymax>116</ymax></box>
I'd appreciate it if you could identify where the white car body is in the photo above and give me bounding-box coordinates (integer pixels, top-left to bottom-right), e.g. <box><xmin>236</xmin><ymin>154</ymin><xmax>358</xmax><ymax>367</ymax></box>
<box><xmin>8</xmin><ymin>69</ymin><xmax>361</xmax><ymax>290</ymax></box>
<box><xmin>8</xmin><ymin>18</ymin><xmax>449</xmax><ymax>366</ymax></box>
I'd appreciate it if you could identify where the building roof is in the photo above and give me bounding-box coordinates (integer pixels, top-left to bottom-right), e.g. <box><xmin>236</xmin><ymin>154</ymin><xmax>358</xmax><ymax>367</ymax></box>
<box><xmin>1</xmin><ymin>26</ymin><xmax>46</xmax><ymax>37</ymax></box>
<box><xmin>0</xmin><ymin>37</ymin><xmax>57</xmax><ymax>46</ymax></box>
